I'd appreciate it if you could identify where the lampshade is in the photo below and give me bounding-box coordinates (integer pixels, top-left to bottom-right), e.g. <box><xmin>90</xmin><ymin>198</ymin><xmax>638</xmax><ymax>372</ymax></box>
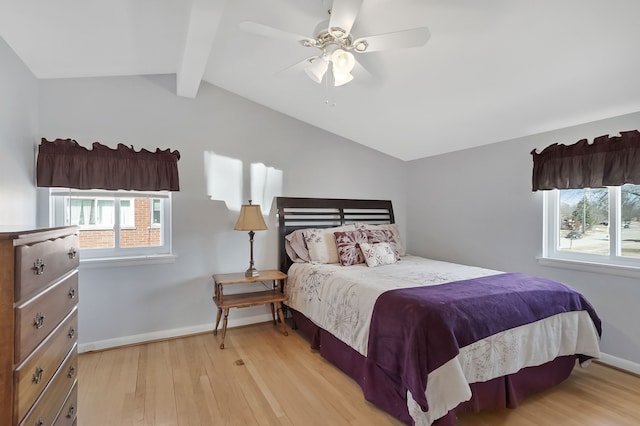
<box><xmin>304</xmin><ymin>56</ymin><xmax>329</xmax><ymax>84</ymax></box>
<box><xmin>234</xmin><ymin>201</ymin><xmax>267</xmax><ymax>231</ymax></box>
<box><xmin>331</xmin><ymin>49</ymin><xmax>355</xmax><ymax>74</ymax></box>
<box><xmin>333</xmin><ymin>69</ymin><xmax>354</xmax><ymax>87</ymax></box>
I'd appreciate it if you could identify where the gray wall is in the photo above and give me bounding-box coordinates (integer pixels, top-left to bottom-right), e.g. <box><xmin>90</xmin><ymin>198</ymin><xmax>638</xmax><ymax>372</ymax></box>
<box><xmin>0</xmin><ymin>37</ymin><xmax>38</xmax><ymax>226</ymax></box>
<box><xmin>407</xmin><ymin>111</ymin><xmax>640</xmax><ymax>366</ymax></box>
<box><xmin>36</xmin><ymin>74</ymin><xmax>407</xmax><ymax>349</ymax></box>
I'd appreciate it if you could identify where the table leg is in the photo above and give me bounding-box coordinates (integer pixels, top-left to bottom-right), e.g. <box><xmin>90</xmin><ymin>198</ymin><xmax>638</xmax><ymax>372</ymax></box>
<box><xmin>214</xmin><ymin>307</ymin><xmax>222</xmax><ymax>336</ymax></box>
<box><xmin>270</xmin><ymin>303</ymin><xmax>276</xmax><ymax>325</ymax></box>
<box><xmin>276</xmin><ymin>302</ymin><xmax>288</xmax><ymax>336</ymax></box>
<box><xmin>220</xmin><ymin>308</ymin><xmax>230</xmax><ymax>349</ymax></box>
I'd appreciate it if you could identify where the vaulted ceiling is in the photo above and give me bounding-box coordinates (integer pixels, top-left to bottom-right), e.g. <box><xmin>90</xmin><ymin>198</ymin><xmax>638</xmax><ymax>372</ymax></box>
<box><xmin>2</xmin><ymin>0</ymin><xmax>639</xmax><ymax>161</ymax></box>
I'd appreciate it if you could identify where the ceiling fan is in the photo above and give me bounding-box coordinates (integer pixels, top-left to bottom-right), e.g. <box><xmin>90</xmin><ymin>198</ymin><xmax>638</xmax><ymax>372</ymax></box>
<box><xmin>239</xmin><ymin>0</ymin><xmax>430</xmax><ymax>87</ymax></box>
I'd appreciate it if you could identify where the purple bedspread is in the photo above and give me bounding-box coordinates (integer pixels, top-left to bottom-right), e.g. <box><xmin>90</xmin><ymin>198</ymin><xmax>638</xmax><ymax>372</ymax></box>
<box><xmin>367</xmin><ymin>272</ymin><xmax>601</xmax><ymax>412</ymax></box>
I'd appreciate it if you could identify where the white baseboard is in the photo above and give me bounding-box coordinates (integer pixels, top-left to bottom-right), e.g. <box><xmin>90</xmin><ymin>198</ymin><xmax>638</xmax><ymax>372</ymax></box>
<box><xmin>77</xmin><ymin>312</ymin><xmax>273</xmax><ymax>353</ymax></box>
<box><xmin>598</xmin><ymin>352</ymin><xmax>640</xmax><ymax>375</ymax></box>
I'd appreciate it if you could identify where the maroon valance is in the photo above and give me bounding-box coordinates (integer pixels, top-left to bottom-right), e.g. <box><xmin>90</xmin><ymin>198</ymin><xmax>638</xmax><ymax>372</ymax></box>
<box><xmin>37</xmin><ymin>138</ymin><xmax>180</xmax><ymax>191</ymax></box>
<box><xmin>531</xmin><ymin>130</ymin><xmax>640</xmax><ymax>191</ymax></box>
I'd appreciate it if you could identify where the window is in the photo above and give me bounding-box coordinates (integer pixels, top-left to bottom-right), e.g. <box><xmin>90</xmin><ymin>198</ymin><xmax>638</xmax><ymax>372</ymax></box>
<box><xmin>50</xmin><ymin>189</ymin><xmax>172</xmax><ymax>260</ymax></box>
<box><xmin>544</xmin><ymin>184</ymin><xmax>640</xmax><ymax>267</ymax></box>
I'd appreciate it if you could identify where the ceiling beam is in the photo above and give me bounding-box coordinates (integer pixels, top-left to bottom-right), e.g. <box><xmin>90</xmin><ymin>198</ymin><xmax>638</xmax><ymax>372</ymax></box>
<box><xmin>176</xmin><ymin>0</ymin><xmax>227</xmax><ymax>98</ymax></box>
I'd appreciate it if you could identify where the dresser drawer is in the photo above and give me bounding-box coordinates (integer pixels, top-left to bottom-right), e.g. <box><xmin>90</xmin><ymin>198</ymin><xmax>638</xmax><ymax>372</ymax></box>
<box><xmin>54</xmin><ymin>381</ymin><xmax>78</xmax><ymax>426</ymax></box>
<box><xmin>15</xmin><ymin>234</ymin><xmax>79</xmax><ymax>302</ymax></box>
<box><xmin>19</xmin><ymin>346</ymin><xmax>77</xmax><ymax>426</ymax></box>
<box><xmin>15</xmin><ymin>271</ymin><xmax>79</xmax><ymax>364</ymax></box>
<box><xmin>15</xmin><ymin>310</ymin><xmax>78</xmax><ymax>424</ymax></box>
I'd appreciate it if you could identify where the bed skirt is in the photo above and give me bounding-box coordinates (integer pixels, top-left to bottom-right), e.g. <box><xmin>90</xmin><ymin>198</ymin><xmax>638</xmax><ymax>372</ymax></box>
<box><xmin>290</xmin><ymin>309</ymin><xmax>576</xmax><ymax>425</ymax></box>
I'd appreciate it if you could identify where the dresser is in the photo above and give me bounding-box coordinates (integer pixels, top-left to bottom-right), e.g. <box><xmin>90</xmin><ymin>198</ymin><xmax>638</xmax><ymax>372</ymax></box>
<box><xmin>0</xmin><ymin>226</ymin><xmax>80</xmax><ymax>426</ymax></box>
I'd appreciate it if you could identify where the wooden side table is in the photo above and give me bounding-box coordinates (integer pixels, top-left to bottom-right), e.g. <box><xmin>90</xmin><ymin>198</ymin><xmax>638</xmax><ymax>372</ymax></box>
<box><xmin>212</xmin><ymin>269</ymin><xmax>288</xmax><ymax>349</ymax></box>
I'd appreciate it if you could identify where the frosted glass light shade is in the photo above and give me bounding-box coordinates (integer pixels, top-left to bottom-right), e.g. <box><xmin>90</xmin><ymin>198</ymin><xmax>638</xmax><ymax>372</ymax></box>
<box><xmin>331</xmin><ymin>49</ymin><xmax>355</xmax><ymax>73</ymax></box>
<box><xmin>304</xmin><ymin>56</ymin><xmax>329</xmax><ymax>84</ymax></box>
<box><xmin>333</xmin><ymin>70</ymin><xmax>354</xmax><ymax>86</ymax></box>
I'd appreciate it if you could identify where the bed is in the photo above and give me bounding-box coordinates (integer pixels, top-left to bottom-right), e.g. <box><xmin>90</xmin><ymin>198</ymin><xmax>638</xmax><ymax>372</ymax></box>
<box><xmin>276</xmin><ymin>197</ymin><xmax>602</xmax><ymax>425</ymax></box>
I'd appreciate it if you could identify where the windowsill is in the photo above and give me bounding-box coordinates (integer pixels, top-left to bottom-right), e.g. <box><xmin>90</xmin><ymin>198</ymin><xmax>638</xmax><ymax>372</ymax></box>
<box><xmin>80</xmin><ymin>254</ymin><xmax>178</xmax><ymax>269</ymax></box>
<box><xmin>538</xmin><ymin>256</ymin><xmax>640</xmax><ymax>279</ymax></box>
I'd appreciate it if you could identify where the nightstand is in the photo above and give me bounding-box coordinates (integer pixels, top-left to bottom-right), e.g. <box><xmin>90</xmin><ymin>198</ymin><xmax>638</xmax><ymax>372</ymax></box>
<box><xmin>212</xmin><ymin>269</ymin><xmax>288</xmax><ymax>349</ymax></box>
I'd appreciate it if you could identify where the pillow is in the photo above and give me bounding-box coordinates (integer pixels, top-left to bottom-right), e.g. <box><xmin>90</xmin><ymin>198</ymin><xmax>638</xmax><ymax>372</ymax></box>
<box><xmin>359</xmin><ymin>229</ymin><xmax>400</xmax><ymax>260</ymax></box>
<box><xmin>360</xmin><ymin>242</ymin><xmax>399</xmax><ymax>267</ymax></box>
<box><xmin>304</xmin><ymin>225</ymin><xmax>356</xmax><ymax>264</ymax></box>
<box><xmin>285</xmin><ymin>229</ymin><xmax>310</xmax><ymax>263</ymax></box>
<box><xmin>355</xmin><ymin>223</ymin><xmax>405</xmax><ymax>256</ymax></box>
<box><xmin>334</xmin><ymin>230</ymin><xmax>369</xmax><ymax>266</ymax></box>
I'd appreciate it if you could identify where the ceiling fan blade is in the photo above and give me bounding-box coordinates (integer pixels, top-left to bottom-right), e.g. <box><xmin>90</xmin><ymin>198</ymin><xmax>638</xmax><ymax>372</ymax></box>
<box><xmin>353</xmin><ymin>27</ymin><xmax>431</xmax><ymax>53</ymax></box>
<box><xmin>352</xmin><ymin>57</ymin><xmax>372</xmax><ymax>80</ymax></box>
<box><xmin>239</xmin><ymin>21</ymin><xmax>316</xmax><ymax>47</ymax></box>
<box><xmin>328</xmin><ymin>0</ymin><xmax>363</xmax><ymax>37</ymax></box>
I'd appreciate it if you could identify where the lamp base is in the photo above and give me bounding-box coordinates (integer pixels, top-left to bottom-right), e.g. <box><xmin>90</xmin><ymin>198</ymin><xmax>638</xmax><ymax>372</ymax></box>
<box><xmin>245</xmin><ymin>267</ymin><xmax>260</xmax><ymax>277</ymax></box>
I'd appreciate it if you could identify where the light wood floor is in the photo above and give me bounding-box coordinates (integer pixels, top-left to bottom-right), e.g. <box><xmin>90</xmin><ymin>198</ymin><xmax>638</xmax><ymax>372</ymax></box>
<box><xmin>78</xmin><ymin>322</ymin><xmax>640</xmax><ymax>426</ymax></box>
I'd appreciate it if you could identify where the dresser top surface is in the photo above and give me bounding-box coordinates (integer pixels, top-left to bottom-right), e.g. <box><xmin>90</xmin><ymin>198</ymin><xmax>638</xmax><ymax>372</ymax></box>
<box><xmin>0</xmin><ymin>226</ymin><xmax>79</xmax><ymax>242</ymax></box>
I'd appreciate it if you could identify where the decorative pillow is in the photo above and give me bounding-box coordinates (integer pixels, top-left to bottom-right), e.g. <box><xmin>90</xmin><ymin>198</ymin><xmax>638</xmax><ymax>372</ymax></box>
<box><xmin>304</xmin><ymin>225</ymin><xmax>356</xmax><ymax>264</ymax></box>
<box><xmin>360</xmin><ymin>229</ymin><xmax>400</xmax><ymax>260</ymax></box>
<box><xmin>285</xmin><ymin>229</ymin><xmax>310</xmax><ymax>263</ymax></box>
<box><xmin>360</xmin><ymin>242</ymin><xmax>399</xmax><ymax>267</ymax></box>
<box><xmin>333</xmin><ymin>230</ymin><xmax>369</xmax><ymax>266</ymax></box>
<box><xmin>355</xmin><ymin>223</ymin><xmax>406</xmax><ymax>256</ymax></box>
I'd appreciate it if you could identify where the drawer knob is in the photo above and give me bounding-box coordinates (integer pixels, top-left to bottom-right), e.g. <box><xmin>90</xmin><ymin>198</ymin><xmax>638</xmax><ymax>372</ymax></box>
<box><xmin>33</xmin><ymin>258</ymin><xmax>46</xmax><ymax>275</ymax></box>
<box><xmin>33</xmin><ymin>313</ymin><xmax>46</xmax><ymax>329</ymax></box>
<box><xmin>68</xmin><ymin>327</ymin><xmax>76</xmax><ymax>339</ymax></box>
<box><xmin>68</xmin><ymin>365</ymin><xmax>76</xmax><ymax>378</ymax></box>
<box><xmin>68</xmin><ymin>247</ymin><xmax>77</xmax><ymax>259</ymax></box>
<box><xmin>68</xmin><ymin>288</ymin><xmax>77</xmax><ymax>299</ymax></box>
<box><xmin>67</xmin><ymin>405</ymin><xmax>76</xmax><ymax>418</ymax></box>
<box><xmin>32</xmin><ymin>367</ymin><xmax>44</xmax><ymax>384</ymax></box>
<box><xmin>36</xmin><ymin>420</ymin><xmax>44</xmax><ymax>426</ymax></box>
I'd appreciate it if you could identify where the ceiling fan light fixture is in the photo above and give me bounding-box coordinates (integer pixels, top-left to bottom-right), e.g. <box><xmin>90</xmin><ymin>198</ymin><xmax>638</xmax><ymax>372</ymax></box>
<box><xmin>304</xmin><ymin>56</ymin><xmax>329</xmax><ymax>84</ymax></box>
<box><xmin>331</xmin><ymin>49</ymin><xmax>355</xmax><ymax>73</ymax></box>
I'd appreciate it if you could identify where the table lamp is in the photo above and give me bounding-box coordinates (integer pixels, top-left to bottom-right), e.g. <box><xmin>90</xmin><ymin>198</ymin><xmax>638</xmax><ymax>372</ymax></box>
<box><xmin>234</xmin><ymin>200</ymin><xmax>268</xmax><ymax>277</ymax></box>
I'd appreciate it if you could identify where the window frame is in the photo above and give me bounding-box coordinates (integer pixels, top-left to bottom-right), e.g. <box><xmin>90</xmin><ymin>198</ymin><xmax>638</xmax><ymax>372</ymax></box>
<box><xmin>542</xmin><ymin>187</ymin><xmax>640</xmax><ymax>271</ymax></box>
<box><xmin>49</xmin><ymin>188</ymin><xmax>173</xmax><ymax>261</ymax></box>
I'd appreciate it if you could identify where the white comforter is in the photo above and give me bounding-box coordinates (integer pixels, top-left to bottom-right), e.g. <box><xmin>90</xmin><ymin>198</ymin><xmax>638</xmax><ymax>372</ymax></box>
<box><xmin>287</xmin><ymin>256</ymin><xmax>601</xmax><ymax>425</ymax></box>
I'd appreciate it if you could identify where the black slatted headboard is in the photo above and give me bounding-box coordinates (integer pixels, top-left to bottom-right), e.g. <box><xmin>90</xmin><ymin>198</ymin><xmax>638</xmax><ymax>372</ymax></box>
<box><xmin>276</xmin><ymin>197</ymin><xmax>395</xmax><ymax>273</ymax></box>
